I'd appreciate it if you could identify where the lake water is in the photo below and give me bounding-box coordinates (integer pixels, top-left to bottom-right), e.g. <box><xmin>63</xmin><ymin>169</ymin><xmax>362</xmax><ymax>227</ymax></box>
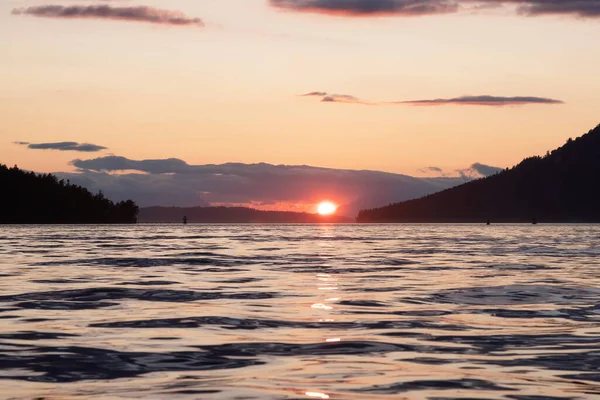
<box><xmin>1</xmin><ymin>224</ymin><xmax>600</xmax><ymax>399</ymax></box>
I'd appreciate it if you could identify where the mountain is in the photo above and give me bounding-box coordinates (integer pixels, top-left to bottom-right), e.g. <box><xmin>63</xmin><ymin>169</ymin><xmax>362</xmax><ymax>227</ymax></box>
<box><xmin>0</xmin><ymin>164</ymin><xmax>139</xmax><ymax>224</ymax></box>
<box><xmin>139</xmin><ymin>206</ymin><xmax>353</xmax><ymax>223</ymax></box>
<box><xmin>333</xmin><ymin>177</ymin><xmax>472</xmax><ymax>217</ymax></box>
<box><xmin>357</xmin><ymin>124</ymin><xmax>600</xmax><ymax>223</ymax></box>
<box><xmin>56</xmin><ymin>160</ymin><xmax>482</xmax><ymax>216</ymax></box>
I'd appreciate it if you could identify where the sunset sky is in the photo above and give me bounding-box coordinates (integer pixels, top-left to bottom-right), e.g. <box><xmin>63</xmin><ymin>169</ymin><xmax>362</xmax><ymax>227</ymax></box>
<box><xmin>1</xmin><ymin>0</ymin><xmax>599</xmax><ymax>211</ymax></box>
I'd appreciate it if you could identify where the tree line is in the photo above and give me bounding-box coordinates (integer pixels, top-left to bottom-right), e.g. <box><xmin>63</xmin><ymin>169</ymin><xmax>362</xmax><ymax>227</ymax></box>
<box><xmin>357</xmin><ymin>124</ymin><xmax>600</xmax><ymax>223</ymax></box>
<box><xmin>0</xmin><ymin>164</ymin><xmax>139</xmax><ymax>224</ymax></box>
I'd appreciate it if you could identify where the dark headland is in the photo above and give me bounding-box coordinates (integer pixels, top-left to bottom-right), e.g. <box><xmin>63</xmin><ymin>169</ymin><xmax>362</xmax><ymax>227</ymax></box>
<box><xmin>357</xmin><ymin>124</ymin><xmax>600</xmax><ymax>223</ymax></box>
<box><xmin>0</xmin><ymin>164</ymin><xmax>139</xmax><ymax>224</ymax></box>
<box><xmin>139</xmin><ymin>206</ymin><xmax>353</xmax><ymax>223</ymax></box>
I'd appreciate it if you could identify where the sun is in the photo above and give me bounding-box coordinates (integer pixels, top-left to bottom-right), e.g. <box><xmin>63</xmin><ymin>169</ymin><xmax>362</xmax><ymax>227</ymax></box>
<box><xmin>317</xmin><ymin>201</ymin><xmax>337</xmax><ymax>215</ymax></box>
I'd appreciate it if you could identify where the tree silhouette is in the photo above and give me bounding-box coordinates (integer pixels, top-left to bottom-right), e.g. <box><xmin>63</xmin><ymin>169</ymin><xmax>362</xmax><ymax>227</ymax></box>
<box><xmin>357</xmin><ymin>124</ymin><xmax>600</xmax><ymax>223</ymax></box>
<box><xmin>0</xmin><ymin>164</ymin><xmax>139</xmax><ymax>224</ymax></box>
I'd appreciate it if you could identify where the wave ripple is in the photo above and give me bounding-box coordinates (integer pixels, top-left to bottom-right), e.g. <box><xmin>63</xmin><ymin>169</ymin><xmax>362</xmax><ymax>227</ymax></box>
<box><xmin>0</xmin><ymin>223</ymin><xmax>599</xmax><ymax>399</ymax></box>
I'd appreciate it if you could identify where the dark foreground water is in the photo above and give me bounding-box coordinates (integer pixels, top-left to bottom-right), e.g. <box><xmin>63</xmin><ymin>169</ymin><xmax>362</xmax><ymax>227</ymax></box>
<box><xmin>1</xmin><ymin>224</ymin><xmax>599</xmax><ymax>400</ymax></box>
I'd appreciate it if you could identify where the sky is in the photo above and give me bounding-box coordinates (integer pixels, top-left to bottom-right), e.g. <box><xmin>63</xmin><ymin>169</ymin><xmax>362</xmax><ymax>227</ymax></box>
<box><xmin>1</xmin><ymin>0</ymin><xmax>599</xmax><ymax>211</ymax></box>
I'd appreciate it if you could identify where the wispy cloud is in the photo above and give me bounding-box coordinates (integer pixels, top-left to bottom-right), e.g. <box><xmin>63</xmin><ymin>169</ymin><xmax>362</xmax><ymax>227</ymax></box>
<box><xmin>456</xmin><ymin>162</ymin><xmax>503</xmax><ymax>178</ymax></box>
<box><xmin>270</xmin><ymin>0</ymin><xmax>600</xmax><ymax>18</ymax></box>
<box><xmin>270</xmin><ymin>0</ymin><xmax>458</xmax><ymax>16</ymax></box>
<box><xmin>397</xmin><ymin>95</ymin><xmax>565</xmax><ymax>106</ymax></box>
<box><xmin>418</xmin><ymin>163</ymin><xmax>503</xmax><ymax>178</ymax></box>
<box><xmin>12</xmin><ymin>5</ymin><xmax>204</xmax><ymax>26</ymax></box>
<box><xmin>302</xmin><ymin>92</ymin><xmax>564</xmax><ymax>107</ymax></box>
<box><xmin>418</xmin><ymin>166</ymin><xmax>443</xmax><ymax>173</ymax></box>
<box><xmin>517</xmin><ymin>0</ymin><xmax>600</xmax><ymax>17</ymax></box>
<box><xmin>301</xmin><ymin>91</ymin><xmax>370</xmax><ymax>104</ymax></box>
<box><xmin>302</xmin><ymin>91</ymin><xmax>329</xmax><ymax>97</ymax></box>
<box><xmin>16</xmin><ymin>141</ymin><xmax>107</xmax><ymax>152</ymax></box>
<box><xmin>322</xmin><ymin>94</ymin><xmax>366</xmax><ymax>103</ymax></box>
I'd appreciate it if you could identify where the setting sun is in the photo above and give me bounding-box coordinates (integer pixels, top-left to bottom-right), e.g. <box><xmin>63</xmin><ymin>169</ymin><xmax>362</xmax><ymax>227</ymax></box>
<box><xmin>317</xmin><ymin>201</ymin><xmax>337</xmax><ymax>215</ymax></box>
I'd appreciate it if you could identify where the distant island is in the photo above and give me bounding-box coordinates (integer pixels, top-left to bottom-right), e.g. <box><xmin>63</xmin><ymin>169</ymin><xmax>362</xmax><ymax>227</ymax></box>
<box><xmin>0</xmin><ymin>164</ymin><xmax>139</xmax><ymax>224</ymax></box>
<box><xmin>357</xmin><ymin>124</ymin><xmax>600</xmax><ymax>223</ymax></box>
<box><xmin>139</xmin><ymin>206</ymin><xmax>353</xmax><ymax>223</ymax></box>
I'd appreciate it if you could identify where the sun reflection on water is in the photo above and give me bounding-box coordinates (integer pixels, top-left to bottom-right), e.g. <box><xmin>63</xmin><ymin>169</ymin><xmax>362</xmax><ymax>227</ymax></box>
<box><xmin>306</xmin><ymin>391</ymin><xmax>330</xmax><ymax>399</ymax></box>
<box><xmin>2</xmin><ymin>224</ymin><xmax>597</xmax><ymax>398</ymax></box>
<box><xmin>311</xmin><ymin>303</ymin><xmax>333</xmax><ymax>310</ymax></box>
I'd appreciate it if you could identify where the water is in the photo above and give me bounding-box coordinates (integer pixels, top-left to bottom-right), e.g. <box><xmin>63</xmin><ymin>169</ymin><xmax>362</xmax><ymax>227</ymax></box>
<box><xmin>1</xmin><ymin>224</ymin><xmax>599</xmax><ymax>400</ymax></box>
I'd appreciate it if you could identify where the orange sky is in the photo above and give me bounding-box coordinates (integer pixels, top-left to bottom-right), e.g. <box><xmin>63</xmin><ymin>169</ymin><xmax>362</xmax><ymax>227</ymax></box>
<box><xmin>1</xmin><ymin>0</ymin><xmax>599</xmax><ymax>212</ymax></box>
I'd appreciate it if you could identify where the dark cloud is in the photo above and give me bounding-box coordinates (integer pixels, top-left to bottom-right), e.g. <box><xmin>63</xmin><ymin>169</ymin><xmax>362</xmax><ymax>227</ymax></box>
<box><xmin>270</xmin><ymin>0</ymin><xmax>600</xmax><ymax>18</ymax></box>
<box><xmin>303</xmin><ymin>92</ymin><xmax>563</xmax><ymax>107</ymax></box>
<box><xmin>397</xmin><ymin>95</ymin><xmax>565</xmax><ymax>106</ymax></box>
<box><xmin>71</xmin><ymin>156</ymin><xmax>188</xmax><ymax>172</ymax></box>
<box><xmin>61</xmin><ymin>157</ymin><xmax>473</xmax><ymax>214</ymax></box>
<box><xmin>17</xmin><ymin>141</ymin><xmax>107</xmax><ymax>152</ymax></box>
<box><xmin>12</xmin><ymin>5</ymin><xmax>204</xmax><ymax>26</ymax></box>
<box><xmin>270</xmin><ymin>0</ymin><xmax>459</xmax><ymax>16</ymax></box>
<box><xmin>511</xmin><ymin>0</ymin><xmax>600</xmax><ymax>17</ymax></box>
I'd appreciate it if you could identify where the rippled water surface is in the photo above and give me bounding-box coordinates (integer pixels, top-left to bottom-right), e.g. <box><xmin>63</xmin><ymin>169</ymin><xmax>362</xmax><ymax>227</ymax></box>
<box><xmin>1</xmin><ymin>224</ymin><xmax>600</xmax><ymax>399</ymax></box>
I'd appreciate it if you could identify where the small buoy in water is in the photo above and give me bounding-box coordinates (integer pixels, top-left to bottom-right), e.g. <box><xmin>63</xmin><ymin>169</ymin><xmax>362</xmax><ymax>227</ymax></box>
<box><xmin>486</xmin><ymin>220</ymin><xmax>490</xmax><ymax>225</ymax></box>
<box><xmin>183</xmin><ymin>216</ymin><xmax>188</xmax><ymax>225</ymax></box>
<box><xmin>532</xmin><ymin>218</ymin><xmax>537</xmax><ymax>225</ymax></box>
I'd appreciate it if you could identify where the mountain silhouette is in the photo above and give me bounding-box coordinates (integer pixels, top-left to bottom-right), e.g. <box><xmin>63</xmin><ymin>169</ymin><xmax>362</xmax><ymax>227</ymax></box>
<box><xmin>57</xmin><ymin>161</ymin><xmax>479</xmax><ymax>215</ymax></box>
<box><xmin>357</xmin><ymin>124</ymin><xmax>600</xmax><ymax>223</ymax></box>
<box><xmin>139</xmin><ymin>206</ymin><xmax>353</xmax><ymax>223</ymax></box>
<box><xmin>0</xmin><ymin>164</ymin><xmax>139</xmax><ymax>224</ymax></box>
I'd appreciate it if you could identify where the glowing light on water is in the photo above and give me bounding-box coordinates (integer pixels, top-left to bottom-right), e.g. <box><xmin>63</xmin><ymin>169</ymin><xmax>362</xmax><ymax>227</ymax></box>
<box><xmin>311</xmin><ymin>303</ymin><xmax>333</xmax><ymax>310</ymax></box>
<box><xmin>306</xmin><ymin>391</ymin><xmax>330</xmax><ymax>399</ymax></box>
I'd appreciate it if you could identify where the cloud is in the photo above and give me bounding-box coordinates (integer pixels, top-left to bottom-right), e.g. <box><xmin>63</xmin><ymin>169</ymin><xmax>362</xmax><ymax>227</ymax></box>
<box><xmin>270</xmin><ymin>0</ymin><xmax>459</xmax><ymax>16</ymax></box>
<box><xmin>61</xmin><ymin>156</ymin><xmax>472</xmax><ymax>214</ymax></box>
<box><xmin>71</xmin><ymin>156</ymin><xmax>189</xmax><ymax>172</ymax></box>
<box><xmin>322</xmin><ymin>94</ymin><xmax>367</xmax><ymax>104</ymax></box>
<box><xmin>303</xmin><ymin>92</ymin><xmax>564</xmax><ymax>107</ymax></box>
<box><xmin>469</xmin><ymin>162</ymin><xmax>503</xmax><ymax>176</ymax></box>
<box><xmin>16</xmin><ymin>141</ymin><xmax>108</xmax><ymax>152</ymax></box>
<box><xmin>12</xmin><ymin>5</ymin><xmax>204</xmax><ymax>26</ymax></box>
<box><xmin>270</xmin><ymin>0</ymin><xmax>600</xmax><ymax>18</ymax></box>
<box><xmin>515</xmin><ymin>0</ymin><xmax>600</xmax><ymax>17</ymax></box>
<box><xmin>302</xmin><ymin>91</ymin><xmax>329</xmax><ymax>97</ymax></box>
<box><xmin>457</xmin><ymin>162</ymin><xmax>503</xmax><ymax>178</ymax></box>
<box><xmin>397</xmin><ymin>95</ymin><xmax>565</xmax><ymax>106</ymax></box>
<box><xmin>302</xmin><ymin>91</ymin><xmax>369</xmax><ymax>104</ymax></box>
<box><xmin>418</xmin><ymin>166</ymin><xmax>443</xmax><ymax>173</ymax></box>
<box><xmin>417</xmin><ymin>163</ymin><xmax>502</xmax><ymax>178</ymax></box>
